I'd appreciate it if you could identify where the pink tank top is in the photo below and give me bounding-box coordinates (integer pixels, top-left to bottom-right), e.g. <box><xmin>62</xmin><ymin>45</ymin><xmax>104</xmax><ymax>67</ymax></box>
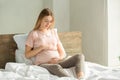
<box><xmin>25</xmin><ymin>29</ymin><xmax>60</xmax><ymax>65</ymax></box>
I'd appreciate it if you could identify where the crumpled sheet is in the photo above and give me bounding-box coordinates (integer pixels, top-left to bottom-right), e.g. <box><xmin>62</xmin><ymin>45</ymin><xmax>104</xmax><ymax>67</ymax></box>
<box><xmin>85</xmin><ymin>62</ymin><xmax>120</xmax><ymax>80</ymax></box>
<box><xmin>1</xmin><ymin>62</ymin><xmax>77</xmax><ymax>80</ymax></box>
<box><xmin>0</xmin><ymin>62</ymin><xmax>120</xmax><ymax>80</ymax></box>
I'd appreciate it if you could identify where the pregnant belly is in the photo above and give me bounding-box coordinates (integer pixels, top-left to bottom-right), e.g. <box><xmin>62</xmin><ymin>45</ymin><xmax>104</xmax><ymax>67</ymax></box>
<box><xmin>34</xmin><ymin>50</ymin><xmax>60</xmax><ymax>65</ymax></box>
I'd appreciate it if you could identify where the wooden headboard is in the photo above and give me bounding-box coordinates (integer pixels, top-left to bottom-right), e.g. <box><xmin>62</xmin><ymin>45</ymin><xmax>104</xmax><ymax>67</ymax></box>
<box><xmin>0</xmin><ymin>32</ymin><xmax>82</xmax><ymax>69</ymax></box>
<box><xmin>0</xmin><ymin>34</ymin><xmax>17</xmax><ymax>68</ymax></box>
<box><xmin>58</xmin><ymin>32</ymin><xmax>82</xmax><ymax>55</ymax></box>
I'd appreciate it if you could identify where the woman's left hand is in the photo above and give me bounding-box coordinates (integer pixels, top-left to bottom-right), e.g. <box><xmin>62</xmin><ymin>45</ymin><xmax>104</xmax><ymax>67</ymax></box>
<box><xmin>48</xmin><ymin>58</ymin><xmax>60</xmax><ymax>64</ymax></box>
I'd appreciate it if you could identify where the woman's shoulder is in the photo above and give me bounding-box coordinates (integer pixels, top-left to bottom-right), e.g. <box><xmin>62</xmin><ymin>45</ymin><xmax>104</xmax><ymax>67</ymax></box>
<box><xmin>28</xmin><ymin>30</ymin><xmax>38</xmax><ymax>37</ymax></box>
<box><xmin>29</xmin><ymin>30</ymin><xmax>38</xmax><ymax>34</ymax></box>
<box><xmin>50</xmin><ymin>28</ymin><xmax>57</xmax><ymax>32</ymax></box>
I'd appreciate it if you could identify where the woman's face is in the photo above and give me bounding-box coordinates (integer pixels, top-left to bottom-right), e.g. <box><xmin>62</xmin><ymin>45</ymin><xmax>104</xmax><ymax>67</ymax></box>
<box><xmin>40</xmin><ymin>16</ymin><xmax>53</xmax><ymax>30</ymax></box>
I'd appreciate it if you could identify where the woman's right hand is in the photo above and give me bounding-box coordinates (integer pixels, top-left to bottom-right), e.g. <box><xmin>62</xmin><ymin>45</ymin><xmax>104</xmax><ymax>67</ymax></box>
<box><xmin>48</xmin><ymin>58</ymin><xmax>60</xmax><ymax>64</ymax></box>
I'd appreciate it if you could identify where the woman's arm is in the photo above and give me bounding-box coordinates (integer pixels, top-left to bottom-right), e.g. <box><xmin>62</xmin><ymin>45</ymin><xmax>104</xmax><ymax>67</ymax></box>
<box><xmin>47</xmin><ymin>41</ymin><xmax>66</xmax><ymax>64</ymax></box>
<box><xmin>53</xmin><ymin>29</ymin><xmax>66</xmax><ymax>60</ymax></box>
<box><xmin>57</xmin><ymin>41</ymin><xmax>66</xmax><ymax>60</ymax></box>
<box><xmin>25</xmin><ymin>45</ymin><xmax>44</xmax><ymax>59</ymax></box>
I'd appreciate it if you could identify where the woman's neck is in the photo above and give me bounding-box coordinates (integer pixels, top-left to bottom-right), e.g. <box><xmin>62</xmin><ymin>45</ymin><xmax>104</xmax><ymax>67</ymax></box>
<box><xmin>39</xmin><ymin>28</ymin><xmax>49</xmax><ymax>33</ymax></box>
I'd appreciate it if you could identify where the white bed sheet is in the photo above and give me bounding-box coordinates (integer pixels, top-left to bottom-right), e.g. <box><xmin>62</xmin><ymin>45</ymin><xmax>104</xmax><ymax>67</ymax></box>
<box><xmin>0</xmin><ymin>62</ymin><xmax>120</xmax><ymax>80</ymax></box>
<box><xmin>85</xmin><ymin>62</ymin><xmax>120</xmax><ymax>80</ymax></box>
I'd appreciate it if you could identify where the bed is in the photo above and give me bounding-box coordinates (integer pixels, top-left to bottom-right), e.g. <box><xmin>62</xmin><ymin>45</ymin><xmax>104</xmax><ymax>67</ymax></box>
<box><xmin>0</xmin><ymin>32</ymin><xmax>120</xmax><ymax>80</ymax></box>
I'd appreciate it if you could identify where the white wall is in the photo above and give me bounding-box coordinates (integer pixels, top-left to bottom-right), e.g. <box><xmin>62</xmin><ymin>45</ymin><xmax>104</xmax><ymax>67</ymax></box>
<box><xmin>0</xmin><ymin>0</ymin><xmax>43</xmax><ymax>34</ymax></box>
<box><xmin>0</xmin><ymin>0</ymin><xmax>70</xmax><ymax>33</ymax></box>
<box><xmin>108</xmin><ymin>0</ymin><xmax>120</xmax><ymax>66</ymax></box>
<box><xmin>43</xmin><ymin>0</ymin><xmax>53</xmax><ymax>9</ymax></box>
<box><xmin>53</xmin><ymin>0</ymin><xmax>70</xmax><ymax>32</ymax></box>
<box><xmin>70</xmin><ymin>0</ymin><xmax>108</xmax><ymax>66</ymax></box>
<box><xmin>42</xmin><ymin>0</ymin><xmax>70</xmax><ymax>32</ymax></box>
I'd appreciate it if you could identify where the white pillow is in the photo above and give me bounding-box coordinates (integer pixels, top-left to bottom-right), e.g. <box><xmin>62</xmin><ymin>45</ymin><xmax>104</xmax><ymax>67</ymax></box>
<box><xmin>13</xmin><ymin>33</ymin><xmax>28</xmax><ymax>50</ymax></box>
<box><xmin>15</xmin><ymin>49</ymin><xmax>32</xmax><ymax>65</ymax></box>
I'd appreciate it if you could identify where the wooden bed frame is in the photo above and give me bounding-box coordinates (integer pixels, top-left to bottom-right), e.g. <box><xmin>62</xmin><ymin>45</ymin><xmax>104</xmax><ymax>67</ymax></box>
<box><xmin>0</xmin><ymin>32</ymin><xmax>82</xmax><ymax>69</ymax></box>
<box><xmin>0</xmin><ymin>34</ymin><xmax>17</xmax><ymax>68</ymax></box>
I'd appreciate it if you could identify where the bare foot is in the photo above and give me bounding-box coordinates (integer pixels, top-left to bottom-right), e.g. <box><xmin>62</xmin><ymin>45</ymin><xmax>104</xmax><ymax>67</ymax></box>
<box><xmin>76</xmin><ymin>72</ymin><xmax>84</xmax><ymax>79</ymax></box>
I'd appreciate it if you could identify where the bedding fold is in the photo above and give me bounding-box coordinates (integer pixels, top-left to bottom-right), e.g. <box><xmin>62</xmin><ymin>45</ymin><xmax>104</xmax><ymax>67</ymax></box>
<box><xmin>0</xmin><ymin>62</ymin><xmax>120</xmax><ymax>80</ymax></box>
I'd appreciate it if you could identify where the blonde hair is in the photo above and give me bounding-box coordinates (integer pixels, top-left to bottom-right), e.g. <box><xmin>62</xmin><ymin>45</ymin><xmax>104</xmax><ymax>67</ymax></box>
<box><xmin>33</xmin><ymin>8</ymin><xmax>54</xmax><ymax>30</ymax></box>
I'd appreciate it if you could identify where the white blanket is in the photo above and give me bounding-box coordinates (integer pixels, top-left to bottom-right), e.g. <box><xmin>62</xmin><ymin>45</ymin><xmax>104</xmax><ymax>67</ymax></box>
<box><xmin>85</xmin><ymin>62</ymin><xmax>120</xmax><ymax>80</ymax></box>
<box><xmin>2</xmin><ymin>63</ymin><xmax>77</xmax><ymax>80</ymax></box>
<box><xmin>0</xmin><ymin>62</ymin><xmax>120</xmax><ymax>80</ymax></box>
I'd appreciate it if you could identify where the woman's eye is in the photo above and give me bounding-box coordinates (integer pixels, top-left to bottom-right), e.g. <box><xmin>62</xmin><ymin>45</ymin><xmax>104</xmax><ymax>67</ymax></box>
<box><xmin>45</xmin><ymin>20</ymin><xmax>49</xmax><ymax>22</ymax></box>
<box><xmin>45</xmin><ymin>20</ymin><xmax>52</xmax><ymax>23</ymax></box>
